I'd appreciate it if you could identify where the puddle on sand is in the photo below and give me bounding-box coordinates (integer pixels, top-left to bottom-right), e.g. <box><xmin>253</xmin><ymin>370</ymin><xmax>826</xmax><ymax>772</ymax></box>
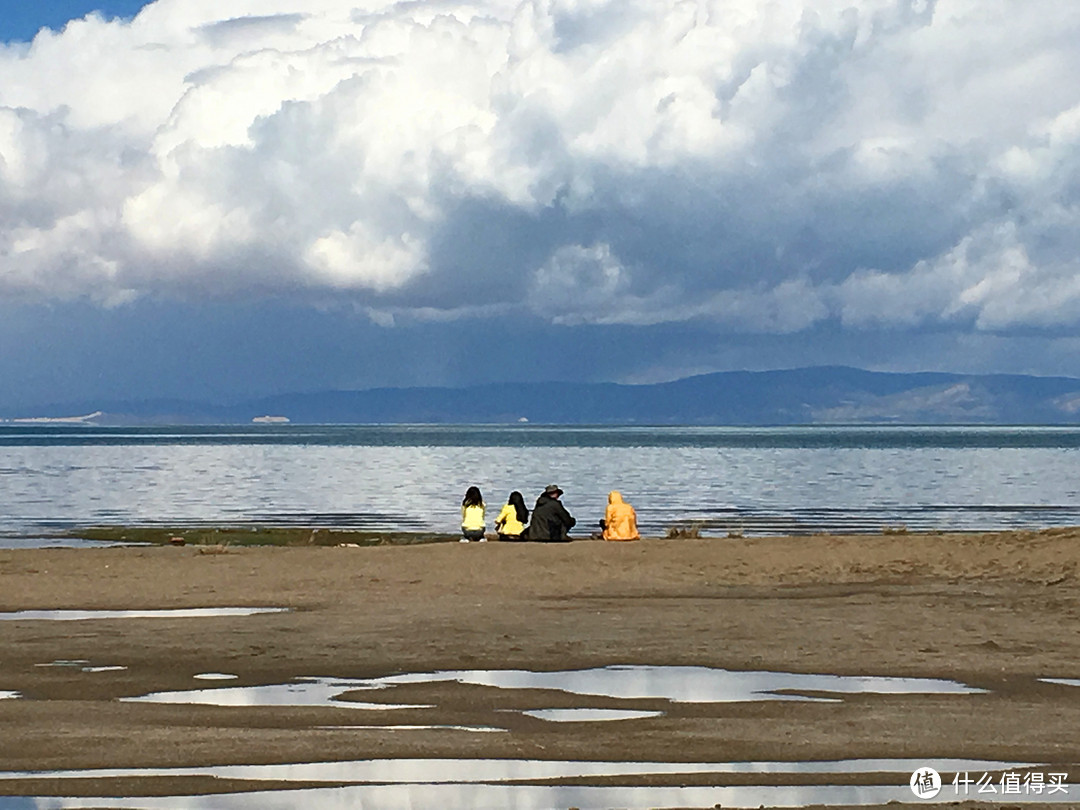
<box><xmin>193</xmin><ymin>673</ymin><xmax>238</xmax><ymax>681</ymax></box>
<box><xmin>520</xmin><ymin>708</ymin><xmax>663</xmax><ymax>722</ymax></box>
<box><xmin>117</xmin><ymin>664</ymin><xmax>985</xmax><ymax>718</ymax></box>
<box><xmin>122</xmin><ymin>677</ymin><xmax>432</xmax><ymax>710</ymax></box>
<box><xmin>0</xmin><ymin>757</ymin><xmax>1036</xmax><ymax>782</ymax></box>
<box><xmin>36</xmin><ymin>661</ymin><xmax>127</xmax><ymax>673</ymax></box>
<box><xmin>0</xmin><ymin>608</ymin><xmax>287</xmax><ymax>622</ymax></box>
<box><xmin>0</xmin><ymin>691</ymin><xmax>19</xmax><ymax>700</ymax></box>
<box><xmin>0</xmin><ymin>785</ymin><xmax>982</xmax><ymax>809</ymax></box>
<box><xmin>315</xmin><ymin>724</ymin><xmax>506</xmax><ymax>732</ymax></box>
<box><xmin>365</xmin><ymin>664</ymin><xmax>985</xmax><ymax>703</ymax></box>
<box><xmin>0</xmin><ymin>758</ymin><xmax>1054</xmax><ymax>810</ymax></box>
<box><xmin>35</xmin><ymin>660</ymin><xmax>89</xmax><ymax>668</ymax></box>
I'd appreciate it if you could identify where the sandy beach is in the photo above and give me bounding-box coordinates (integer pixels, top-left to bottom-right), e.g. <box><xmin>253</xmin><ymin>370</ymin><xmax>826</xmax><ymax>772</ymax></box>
<box><xmin>2</xmin><ymin>528</ymin><xmax>1080</xmax><ymax>808</ymax></box>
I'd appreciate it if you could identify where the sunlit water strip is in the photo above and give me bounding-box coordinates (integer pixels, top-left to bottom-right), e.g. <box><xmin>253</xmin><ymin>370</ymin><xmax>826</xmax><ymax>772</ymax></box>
<box><xmin>0</xmin><ymin>757</ymin><xmax>1032</xmax><ymax>781</ymax></box>
<box><xmin>0</xmin><ymin>759</ymin><xmax>1065</xmax><ymax>810</ymax></box>
<box><xmin>2</xmin><ymin>425</ymin><xmax>1080</xmax><ymax>541</ymax></box>
<box><xmin>0</xmin><ymin>608</ymin><xmax>287</xmax><ymax>622</ymax></box>
<box><xmin>6</xmin><ymin>784</ymin><xmax>1074</xmax><ymax>810</ymax></box>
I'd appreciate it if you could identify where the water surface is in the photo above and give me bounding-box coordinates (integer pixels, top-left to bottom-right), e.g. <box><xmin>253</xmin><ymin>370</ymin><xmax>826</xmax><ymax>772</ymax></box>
<box><xmin>0</xmin><ymin>608</ymin><xmax>287</xmax><ymax>622</ymax></box>
<box><xmin>0</xmin><ymin>758</ymin><xmax>1058</xmax><ymax>809</ymax></box>
<box><xmin>117</xmin><ymin>665</ymin><xmax>984</xmax><ymax>711</ymax></box>
<box><xmin>2</xmin><ymin>424</ymin><xmax>1079</xmax><ymax>541</ymax></box>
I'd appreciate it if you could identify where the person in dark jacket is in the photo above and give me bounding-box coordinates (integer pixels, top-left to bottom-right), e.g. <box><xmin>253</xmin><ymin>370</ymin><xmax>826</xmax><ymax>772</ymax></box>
<box><xmin>524</xmin><ymin>484</ymin><xmax>576</xmax><ymax>542</ymax></box>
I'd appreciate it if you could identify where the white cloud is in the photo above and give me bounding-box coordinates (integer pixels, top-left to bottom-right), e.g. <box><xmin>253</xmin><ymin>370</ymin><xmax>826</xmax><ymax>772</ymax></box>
<box><xmin>1</xmin><ymin>0</ymin><xmax>1080</xmax><ymax>335</ymax></box>
<box><xmin>305</xmin><ymin>222</ymin><xmax>427</xmax><ymax>290</ymax></box>
<box><xmin>528</xmin><ymin>242</ymin><xmax>632</xmax><ymax>324</ymax></box>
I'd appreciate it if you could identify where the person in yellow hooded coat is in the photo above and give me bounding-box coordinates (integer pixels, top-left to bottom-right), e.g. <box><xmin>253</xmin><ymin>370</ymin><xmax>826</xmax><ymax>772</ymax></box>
<box><xmin>602</xmin><ymin>491</ymin><xmax>639</xmax><ymax>541</ymax></box>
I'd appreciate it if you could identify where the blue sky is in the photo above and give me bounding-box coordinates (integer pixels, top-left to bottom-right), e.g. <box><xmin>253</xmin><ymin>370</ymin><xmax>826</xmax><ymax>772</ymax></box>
<box><xmin>0</xmin><ymin>1</ymin><xmax>148</xmax><ymax>42</ymax></box>
<box><xmin>3</xmin><ymin>0</ymin><xmax>1080</xmax><ymax>411</ymax></box>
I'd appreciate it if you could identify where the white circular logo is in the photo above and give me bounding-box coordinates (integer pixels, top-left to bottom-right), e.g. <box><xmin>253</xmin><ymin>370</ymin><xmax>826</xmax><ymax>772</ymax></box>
<box><xmin>910</xmin><ymin>767</ymin><xmax>942</xmax><ymax>799</ymax></box>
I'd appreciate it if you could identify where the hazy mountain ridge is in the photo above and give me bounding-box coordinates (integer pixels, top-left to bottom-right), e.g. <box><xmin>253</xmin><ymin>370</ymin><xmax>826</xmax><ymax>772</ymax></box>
<box><xmin>7</xmin><ymin>367</ymin><xmax>1080</xmax><ymax>425</ymax></box>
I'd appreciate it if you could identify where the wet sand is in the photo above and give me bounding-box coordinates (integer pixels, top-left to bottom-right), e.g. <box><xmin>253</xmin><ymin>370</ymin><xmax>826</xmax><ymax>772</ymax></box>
<box><xmin>3</xmin><ymin>528</ymin><xmax>1080</xmax><ymax>808</ymax></box>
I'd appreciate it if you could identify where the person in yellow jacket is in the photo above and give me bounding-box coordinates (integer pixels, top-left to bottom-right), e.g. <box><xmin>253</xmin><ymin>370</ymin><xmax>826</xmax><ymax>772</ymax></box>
<box><xmin>494</xmin><ymin>491</ymin><xmax>528</xmax><ymax>541</ymax></box>
<box><xmin>602</xmin><ymin>490</ymin><xmax>639</xmax><ymax>541</ymax></box>
<box><xmin>461</xmin><ymin>486</ymin><xmax>486</xmax><ymax>542</ymax></box>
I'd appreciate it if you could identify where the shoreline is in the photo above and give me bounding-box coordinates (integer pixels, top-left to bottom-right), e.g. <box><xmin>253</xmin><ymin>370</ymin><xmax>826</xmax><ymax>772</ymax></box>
<box><xmin>2</xmin><ymin>527</ymin><xmax>1080</xmax><ymax>807</ymax></box>
<box><xmin>12</xmin><ymin>521</ymin><xmax>1035</xmax><ymax>548</ymax></box>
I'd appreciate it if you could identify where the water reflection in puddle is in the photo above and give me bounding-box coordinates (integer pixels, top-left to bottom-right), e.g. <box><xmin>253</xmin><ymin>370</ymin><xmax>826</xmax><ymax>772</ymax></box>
<box><xmin>0</xmin><ymin>756</ymin><xmax>1029</xmax><ymax>780</ymax></box>
<box><xmin>0</xmin><ymin>691</ymin><xmax>19</xmax><ymax>700</ymax></box>
<box><xmin>0</xmin><ymin>608</ymin><xmax>287</xmax><ymax>622</ymax></box>
<box><xmin>1043</xmin><ymin>678</ymin><xmax>1080</xmax><ymax>688</ymax></box>
<box><xmin>367</xmin><ymin>665</ymin><xmax>985</xmax><ymax>702</ymax></box>
<box><xmin>0</xmin><ymin>758</ymin><xmax>1054</xmax><ymax>809</ymax></box>
<box><xmin>36</xmin><ymin>661</ymin><xmax>127</xmax><ymax>673</ymax></box>
<box><xmin>35</xmin><ymin>660</ymin><xmax>89</xmax><ymax>668</ymax></box>
<box><xmin>315</xmin><ymin>725</ymin><xmax>506</xmax><ymax>732</ymax></box>
<box><xmin>193</xmin><ymin>673</ymin><xmax>238</xmax><ymax>681</ymax></box>
<box><xmin>0</xmin><ymin>784</ymin><xmax>969</xmax><ymax>809</ymax></box>
<box><xmin>520</xmin><ymin>708</ymin><xmax>664</xmax><ymax>722</ymax></box>
<box><xmin>120</xmin><ymin>665</ymin><xmax>985</xmax><ymax>718</ymax></box>
<box><xmin>122</xmin><ymin>677</ymin><xmax>431</xmax><ymax>710</ymax></box>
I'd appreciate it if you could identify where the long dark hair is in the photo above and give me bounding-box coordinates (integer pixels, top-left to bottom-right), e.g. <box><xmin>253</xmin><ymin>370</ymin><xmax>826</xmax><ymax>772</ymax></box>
<box><xmin>508</xmin><ymin>491</ymin><xmax>528</xmax><ymax>524</ymax></box>
<box><xmin>463</xmin><ymin>486</ymin><xmax>483</xmax><ymax>507</ymax></box>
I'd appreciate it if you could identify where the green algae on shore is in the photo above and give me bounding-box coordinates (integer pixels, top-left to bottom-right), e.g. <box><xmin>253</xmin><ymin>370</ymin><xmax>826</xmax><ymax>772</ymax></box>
<box><xmin>64</xmin><ymin>525</ymin><xmax>454</xmax><ymax>547</ymax></box>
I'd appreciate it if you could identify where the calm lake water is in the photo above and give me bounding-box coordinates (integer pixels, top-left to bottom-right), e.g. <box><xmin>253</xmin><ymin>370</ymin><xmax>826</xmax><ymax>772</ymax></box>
<box><xmin>1</xmin><ymin>424</ymin><xmax>1079</xmax><ymax>545</ymax></box>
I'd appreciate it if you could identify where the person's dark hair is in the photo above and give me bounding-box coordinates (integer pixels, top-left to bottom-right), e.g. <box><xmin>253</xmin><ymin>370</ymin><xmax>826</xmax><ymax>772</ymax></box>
<box><xmin>508</xmin><ymin>491</ymin><xmax>528</xmax><ymax>524</ymax></box>
<box><xmin>463</xmin><ymin>486</ymin><xmax>483</xmax><ymax>507</ymax></box>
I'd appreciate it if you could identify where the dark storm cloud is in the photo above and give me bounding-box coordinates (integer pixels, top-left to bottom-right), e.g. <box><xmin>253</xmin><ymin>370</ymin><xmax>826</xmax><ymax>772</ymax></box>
<box><xmin>1</xmin><ymin>0</ymin><xmax>1080</xmax><ymax>339</ymax></box>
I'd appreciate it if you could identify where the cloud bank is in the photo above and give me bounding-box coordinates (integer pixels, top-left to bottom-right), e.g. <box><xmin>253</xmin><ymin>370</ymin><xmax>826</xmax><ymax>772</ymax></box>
<box><xmin>3</xmin><ymin>0</ymin><xmax>1080</xmax><ymax>336</ymax></box>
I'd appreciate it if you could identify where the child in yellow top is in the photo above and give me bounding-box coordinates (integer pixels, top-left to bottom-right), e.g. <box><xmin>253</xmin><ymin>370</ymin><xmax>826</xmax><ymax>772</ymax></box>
<box><xmin>494</xmin><ymin>491</ymin><xmax>528</xmax><ymax>541</ymax></box>
<box><xmin>461</xmin><ymin>486</ymin><xmax>486</xmax><ymax>542</ymax></box>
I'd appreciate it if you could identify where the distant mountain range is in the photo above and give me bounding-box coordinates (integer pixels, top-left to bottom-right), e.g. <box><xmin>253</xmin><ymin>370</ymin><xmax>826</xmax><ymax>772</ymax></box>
<box><xmin>7</xmin><ymin>367</ymin><xmax>1080</xmax><ymax>425</ymax></box>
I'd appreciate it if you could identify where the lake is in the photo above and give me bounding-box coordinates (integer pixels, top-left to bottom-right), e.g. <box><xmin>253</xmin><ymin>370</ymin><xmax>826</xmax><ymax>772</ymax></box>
<box><xmin>1</xmin><ymin>424</ymin><xmax>1079</xmax><ymax>545</ymax></box>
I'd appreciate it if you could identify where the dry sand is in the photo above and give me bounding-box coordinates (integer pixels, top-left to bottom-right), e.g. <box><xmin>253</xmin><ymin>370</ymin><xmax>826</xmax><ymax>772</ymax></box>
<box><xmin>3</xmin><ymin>528</ymin><xmax>1080</xmax><ymax>808</ymax></box>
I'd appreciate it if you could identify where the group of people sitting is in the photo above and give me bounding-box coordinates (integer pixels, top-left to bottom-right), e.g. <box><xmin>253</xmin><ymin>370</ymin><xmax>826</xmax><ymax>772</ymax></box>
<box><xmin>460</xmin><ymin>484</ymin><xmax>639</xmax><ymax>542</ymax></box>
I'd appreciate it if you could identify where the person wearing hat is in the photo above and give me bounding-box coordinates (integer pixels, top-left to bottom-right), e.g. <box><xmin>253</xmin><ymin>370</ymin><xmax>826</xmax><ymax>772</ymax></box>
<box><xmin>524</xmin><ymin>484</ymin><xmax>576</xmax><ymax>542</ymax></box>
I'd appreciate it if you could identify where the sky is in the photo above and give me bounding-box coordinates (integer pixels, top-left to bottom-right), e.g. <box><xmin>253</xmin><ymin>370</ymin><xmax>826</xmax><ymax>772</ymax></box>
<box><xmin>2</xmin><ymin>0</ymin><xmax>1080</xmax><ymax>410</ymax></box>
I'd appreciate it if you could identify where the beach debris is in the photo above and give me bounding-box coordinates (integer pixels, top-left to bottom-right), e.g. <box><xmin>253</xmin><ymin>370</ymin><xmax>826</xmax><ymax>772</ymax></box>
<box><xmin>665</xmin><ymin>523</ymin><xmax>702</xmax><ymax>539</ymax></box>
<box><xmin>881</xmin><ymin>524</ymin><xmax>909</xmax><ymax>535</ymax></box>
<box><xmin>169</xmin><ymin>536</ymin><xmax>186</xmax><ymax>546</ymax></box>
